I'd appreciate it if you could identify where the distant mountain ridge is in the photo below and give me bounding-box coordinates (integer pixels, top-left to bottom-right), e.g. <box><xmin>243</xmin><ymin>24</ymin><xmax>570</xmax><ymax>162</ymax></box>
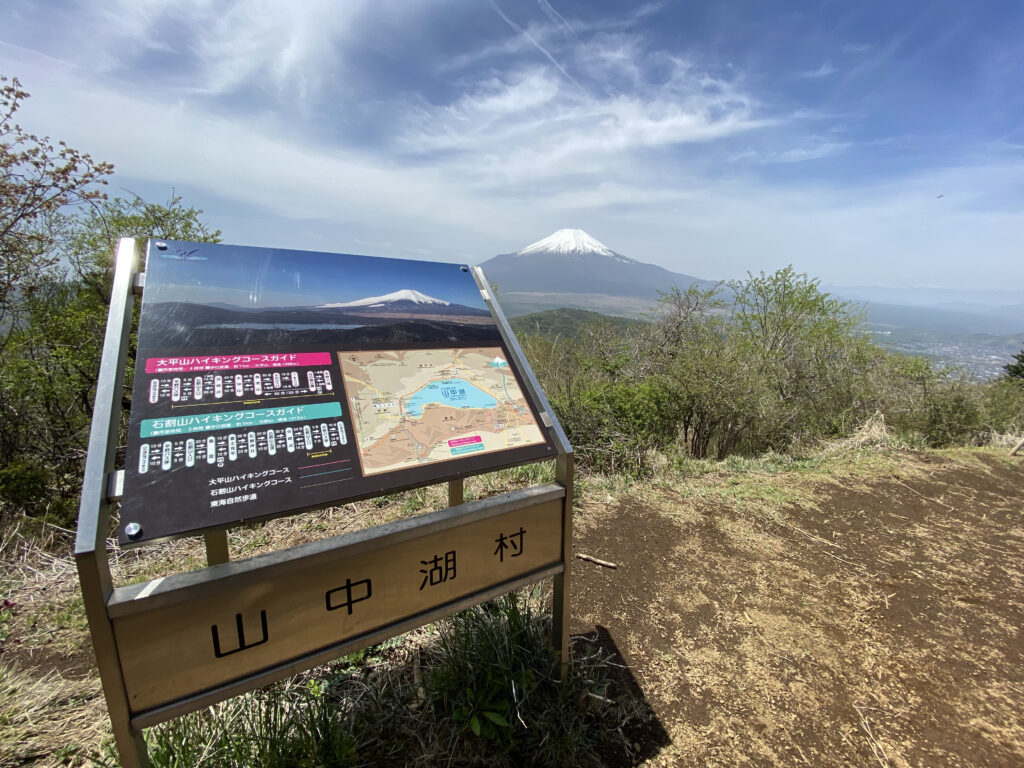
<box><xmin>826</xmin><ymin>284</ymin><xmax>1022</xmax><ymax>308</ymax></box>
<box><xmin>479</xmin><ymin>229</ymin><xmax>715</xmax><ymax>306</ymax></box>
<box><xmin>510</xmin><ymin>308</ymin><xmax>648</xmax><ymax>338</ymax></box>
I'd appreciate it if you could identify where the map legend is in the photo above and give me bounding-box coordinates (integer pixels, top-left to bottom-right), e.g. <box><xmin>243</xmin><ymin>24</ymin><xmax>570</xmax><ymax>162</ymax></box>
<box><xmin>137</xmin><ymin>420</ymin><xmax>349</xmax><ymax>473</ymax></box>
<box><xmin>146</xmin><ymin>369</ymin><xmax>334</xmax><ymax>404</ymax></box>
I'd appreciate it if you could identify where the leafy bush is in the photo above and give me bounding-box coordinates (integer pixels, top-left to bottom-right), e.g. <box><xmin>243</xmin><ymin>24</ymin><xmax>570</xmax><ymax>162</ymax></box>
<box><xmin>0</xmin><ymin>461</ymin><xmax>50</xmax><ymax>511</ymax></box>
<box><xmin>923</xmin><ymin>380</ymin><xmax>983</xmax><ymax>447</ymax></box>
<box><xmin>523</xmin><ymin>268</ymin><xmax>1015</xmax><ymax>470</ymax></box>
<box><xmin>553</xmin><ymin>377</ymin><xmax>680</xmax><ymax>475</ymax></box>
<box><xmin>982</xmin><ymin>378</ymin><xmax>1024</xmax><ymax>434</ymax></box>
<box><xmin>425</xmin><ymin>593</ymin><xmax>614</xmax><ymax>767</ymax></box>
<box><xmin>125</xmin><ymin>593</ymin><xmax>623</xmax><ymax>768</ymax></box>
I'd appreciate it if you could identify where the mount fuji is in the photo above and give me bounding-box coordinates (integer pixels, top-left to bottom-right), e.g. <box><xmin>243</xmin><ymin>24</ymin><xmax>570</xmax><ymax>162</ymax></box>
<box><xmin>319</xmin><ymin>289</ymin><xmax>450</xmax><ymax>309</ymax></box>
<box><xmin>317</xmin><ymin>289</ymin><xmax>488</xmax><ymax>317</ymax></box>
<box><xmin>478</xmin><ymin>229</ymin><xmax>714</xmax><ymax>316</ymax></box>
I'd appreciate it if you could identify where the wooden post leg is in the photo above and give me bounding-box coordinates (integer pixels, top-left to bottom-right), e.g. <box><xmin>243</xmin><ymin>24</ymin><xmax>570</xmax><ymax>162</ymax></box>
<box><xmin>77</xmin><ymin>552</ymin><xmax>151</xmax><ymax>768</ymax></box>
<box><xmin>448</xmin><ymin>478</ymin><xmax>465</xmax><ymax>507</ymax></box>
<box><xmin>552</xmin><ymin>453</ymin><xmax>574</xmax><ymax>681</ymax></box>
<box><xmin>204</xmin><ymin>530</ymin><xmax>229</xmax><ymax>566</ymax></box>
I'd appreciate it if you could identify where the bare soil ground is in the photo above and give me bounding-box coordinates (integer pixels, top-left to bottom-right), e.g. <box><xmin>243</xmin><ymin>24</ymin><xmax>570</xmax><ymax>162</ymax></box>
<box><xmin>1</xmin><ymin>448</ymin><xmax>1022</xmax><ymax>766</ymax></box>
<box><xmin>573</xmin><ymin>450</ymin><xmax>1024</xmax><ymax>767</ymax></box>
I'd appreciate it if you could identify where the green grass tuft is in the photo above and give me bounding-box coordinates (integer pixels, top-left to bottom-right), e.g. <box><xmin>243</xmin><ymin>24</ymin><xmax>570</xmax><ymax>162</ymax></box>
<box><xmin>103</xmin><ymin>591</ymin><xmax>624</xmax><ymax>768</ymax></box>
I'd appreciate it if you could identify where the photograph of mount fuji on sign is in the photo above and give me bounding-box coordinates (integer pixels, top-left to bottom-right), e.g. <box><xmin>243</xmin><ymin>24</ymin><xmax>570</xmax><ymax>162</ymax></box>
<box><xmin>139</xmin><ymin>241</ymin><xmax>500</xmax><ymax>350</ymax></box>
<box><xmin>341</xmin><ymin>348</ymin><xmax>547</xmax><ymax>475</ymax></box>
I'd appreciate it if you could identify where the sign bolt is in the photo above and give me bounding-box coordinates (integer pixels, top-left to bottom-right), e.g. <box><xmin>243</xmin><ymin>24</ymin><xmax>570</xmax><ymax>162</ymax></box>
<box><xmin>155</xmin><ymin>241</ymin><xmax>168</xmax><ymax>250</ymax></box>
<box><xmin>124</xmin><ymin>522</ymin><xmax>143</xmax><ymax>540</ymax></box>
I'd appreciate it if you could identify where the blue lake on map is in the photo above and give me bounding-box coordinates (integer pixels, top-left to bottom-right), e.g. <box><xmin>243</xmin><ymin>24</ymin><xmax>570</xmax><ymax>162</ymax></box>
<box><xmin>403</xmin><ymin>378</ymin><xmax>498</xmax><ymax>418</ymax></box>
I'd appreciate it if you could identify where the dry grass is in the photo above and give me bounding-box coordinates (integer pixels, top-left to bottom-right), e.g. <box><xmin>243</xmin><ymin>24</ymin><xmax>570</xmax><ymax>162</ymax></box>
<box><xmin>815</xmin><ymin>411</ymin><xmax>908</xmax><ymax>455</ymax></box>
<box><xmin>0</xmin><ymin>663</ymin><xmax>104</xmax><ymax>767</ymax></box>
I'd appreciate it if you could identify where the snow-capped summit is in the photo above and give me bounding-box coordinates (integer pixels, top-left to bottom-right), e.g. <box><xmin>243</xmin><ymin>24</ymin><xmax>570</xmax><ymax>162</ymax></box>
<box><xmin>320</xmin><ymin>289</ymin><xmax>451</xmax><ymax>309</ymax></box>
<box><xmin>479</xmin><ymin>228</ymin><xmax>713</xmax><ymax>302</ymax></box>
<box><xmin>513</xmin><ymin>229</ymin><xmax>638</xmax><ymax>265</ymax></box>
<box><xmin>517</xmin><ymin>229</ymin><xmax>615</xmax><ymax>257</ymax></box>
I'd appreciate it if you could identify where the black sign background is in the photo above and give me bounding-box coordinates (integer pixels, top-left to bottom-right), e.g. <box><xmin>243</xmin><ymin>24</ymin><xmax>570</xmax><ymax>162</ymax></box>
<box><xmin>119</xmin><ymin>240</ymin><xmax>555</xmax><ymax>545</ymax></box>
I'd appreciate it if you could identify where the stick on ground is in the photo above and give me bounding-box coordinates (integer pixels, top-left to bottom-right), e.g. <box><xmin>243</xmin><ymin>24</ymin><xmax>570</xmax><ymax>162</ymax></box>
<box><xmin>575</xmin><ymin>553</ymin><xmax>617</xmax><ymax>569</ymax></box>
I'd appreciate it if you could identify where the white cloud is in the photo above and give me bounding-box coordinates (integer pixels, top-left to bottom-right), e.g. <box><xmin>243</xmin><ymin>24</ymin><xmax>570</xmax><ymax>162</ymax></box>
<box><xmin>17</xmin><ymin>56</ymin><xmax>1024</xmax><ymax>288</ymax></box>
<box><xmin>764</xmin><ymin>141</ymin><xmax>852</xmax><ymax>163</ymax></box>
<box><xmin>799</xmin><ymin>61</ymin><xmax>837</xmax><ymax>78</ymax></box>
<box><xmin>396</xmin><ymin>50</ymin><xmax>769</xmax><ymax>184</ymax></box>
<box><xmin>7</xmin><ymin>0</ymin><xmax>374</xmax><ymax>102</ymax></box>
<box><xmin>183</xmin><ymin>0</ymin><xmax>362</xmax><ymax>99</ymax></box>
<box><xmin>574</xmin><ymin>32</ymin><xmax>646</xmax><ymax>86</ymax></box>
<box><xmin>486</xmin><ymin>0</ymin><xmax>583</xmax><ymax>90</ymax></box>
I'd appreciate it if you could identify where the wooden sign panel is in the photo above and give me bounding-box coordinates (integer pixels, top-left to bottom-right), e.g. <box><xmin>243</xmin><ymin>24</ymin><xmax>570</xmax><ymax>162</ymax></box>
<box><xmin>108</xmin><ymin>488</ymin><xmax>564</xmax><ymax>717</ymax></box>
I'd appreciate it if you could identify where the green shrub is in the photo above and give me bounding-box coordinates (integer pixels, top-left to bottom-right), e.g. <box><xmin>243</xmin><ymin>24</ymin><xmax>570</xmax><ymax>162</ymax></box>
<box><xmin>982</xmin><ymin>378</ymin><xmax>1024</xmax><ymax>434</ymax></box>
<box><xmin>0</xmin><ymin>461</ymin><xmax>50</xmax><ymax>511</ymax></box>
<box><xmin>552</xmin><ymin>377</ymin><xmax>681</xmax><ymax>476</ymax></box>
<box><xmin>125</xmin><ymin>593</ymin><xmax>622</xmax><ymax>768</ymax></box>
<box><xmin>924</xmin><ymin>381</ymin><xmax>983</xmax><ymax>447</ymax></box>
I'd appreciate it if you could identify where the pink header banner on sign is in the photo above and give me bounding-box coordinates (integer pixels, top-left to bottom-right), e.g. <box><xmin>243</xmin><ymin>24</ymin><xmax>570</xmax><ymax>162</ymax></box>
<box><xmin>145</xmin><ymin>352</ymin><xmax>333</xmax><ymax>374</ymax></box>
<box><xmin>448</xmin><ymin>435</ymin><xmax>483</xmax><ymax>448</ymax></box>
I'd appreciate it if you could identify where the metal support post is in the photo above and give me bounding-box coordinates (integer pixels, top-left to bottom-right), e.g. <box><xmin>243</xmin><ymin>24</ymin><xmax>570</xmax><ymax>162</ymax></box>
<box><xmin>74</xmin><ymin>238</ymin><xmax>150</xmax><ymax>768</ymax></box>
<box><xmin>448</xmin><ymin>478</ymin><xmax>465</xmax><ymax>507</ymax></box>
<box><xmin>204</xmin><ymin>530</ymin><xmax>230</xmax><ymax>566</ymax></box>
<box><xmin>552</xmin><ymin>451</ymin><xmax>574</xmax><ymax>681</ymax></box>
<box><xmin>470</xmin><ymin>266</ymin><xmax>576</xmax><ymax>681</ymax></box>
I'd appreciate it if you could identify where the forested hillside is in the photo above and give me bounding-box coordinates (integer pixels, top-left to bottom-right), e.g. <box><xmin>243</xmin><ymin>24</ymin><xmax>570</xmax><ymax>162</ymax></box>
<box><xmin>520</xmin><ymin>275</ymin><xmax>1024</xmax><ymax>476</ymax></box>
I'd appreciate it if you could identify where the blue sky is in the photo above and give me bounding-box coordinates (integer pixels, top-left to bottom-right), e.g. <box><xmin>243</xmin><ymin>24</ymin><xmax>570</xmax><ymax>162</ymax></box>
<box><xmin>1</xmin><ymin>0</ymin><xmax>1021</xmax><ymax>290</ymax></box>
<box><xmin>144</xmin><ymin>241</ymin><xmax>488</xmax><ymax>308</ymax></box>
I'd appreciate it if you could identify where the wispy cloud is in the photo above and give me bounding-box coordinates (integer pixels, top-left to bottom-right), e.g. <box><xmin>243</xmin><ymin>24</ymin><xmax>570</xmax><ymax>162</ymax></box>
<box><xmin>800</xmin><ymin>61</ymin><xmax>837</xmax><ymax>78</ymax></box>
<box><xmin>486</xmin><ymin>0</ymin><xmax>583</xmax><ymax>90</ymax></box>
<box><xmin>22</xmin><ymin>0</ymin><xmax>377</xmax><ymax>103</ymax></box>
<box><xmin>537</xmin><ymin>0</ymin><xmax>582</xmax><ymax>44</ymax></box>
<box><xmin>183</xmin><ymin>0</ymin><xmax>364</xmax><ymax>100</ymax></box>
<box><xmin>766</xmin><ymin>141</ymin><xmax>851</xmax><ymax>163</ymax></box>
<box><xmin>395</xmin><ymin>55</ymin><xmax>769</xmax><ymax>184</ymax></box>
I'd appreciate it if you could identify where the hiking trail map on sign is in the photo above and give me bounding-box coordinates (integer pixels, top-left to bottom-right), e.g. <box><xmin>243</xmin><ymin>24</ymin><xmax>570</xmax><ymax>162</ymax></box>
<box><xmin>118</xmin><ymin>240</ymin><xmax>555</xmax><ymax>545</ymax></box>
<box><xmin>342</xmin><ymin>348</ymin><xmax>546</xmax><ymax>475</ymax></box>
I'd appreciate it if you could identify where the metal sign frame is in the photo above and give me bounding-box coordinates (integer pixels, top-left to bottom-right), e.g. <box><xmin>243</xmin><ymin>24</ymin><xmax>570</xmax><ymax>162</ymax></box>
<box><xmin>76</xmin><ymin>239</ymin><xmax>573</xmax><ymax>768</ymax></box>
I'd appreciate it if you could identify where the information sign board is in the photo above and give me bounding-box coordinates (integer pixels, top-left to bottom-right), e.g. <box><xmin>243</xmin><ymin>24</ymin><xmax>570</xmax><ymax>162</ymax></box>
<box><xmin>76</xmin><ymin>238</ymin><xmax>573</xmax><ymax>768</ymax></box>
<box><xmin>120</xmin><ymin>240</ymin><xmax>556</xmax><ymax>545</ymax></box>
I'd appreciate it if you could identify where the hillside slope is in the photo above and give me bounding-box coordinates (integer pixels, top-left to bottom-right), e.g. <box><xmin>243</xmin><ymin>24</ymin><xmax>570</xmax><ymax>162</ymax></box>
<box><xmin>572</xmin><ymin>448</ymin><xmax>1024</xmax><ymax>766</ymax></box>
<box><xmin>2</xmin><ymin>448</ymin><xmax>1021</xmax><ymax>765</ymax></box>
<box><xmin>510</xmin><ymin>308</ymin><xmax>648</xmax><ymax>338</ymax></box>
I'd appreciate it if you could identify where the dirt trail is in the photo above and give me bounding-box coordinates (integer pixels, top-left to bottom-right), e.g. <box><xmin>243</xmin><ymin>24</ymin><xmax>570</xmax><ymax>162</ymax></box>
<box><xmin>572</xmin><ymin>452</ymin><xmax>1024</xmax><ymax>767</ymax></box>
